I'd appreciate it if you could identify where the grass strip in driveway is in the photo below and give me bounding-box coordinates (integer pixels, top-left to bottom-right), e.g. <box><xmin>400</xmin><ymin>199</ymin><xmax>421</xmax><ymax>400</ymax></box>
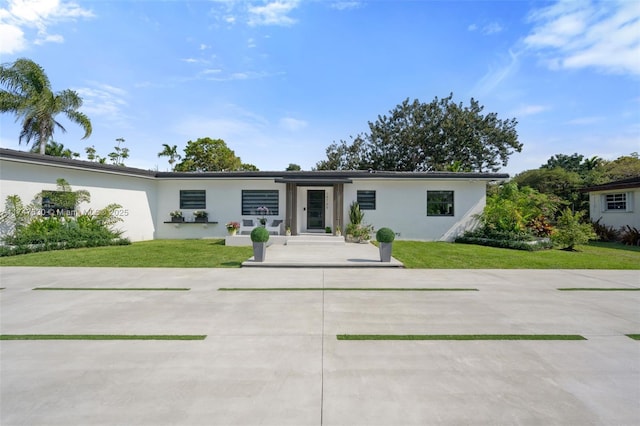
<box><xmin>218</xmin><ymin>287</ymin><xmax>478</xmax><ymax>291</ymax></box>
<box><xmin>558</xmin><ymin>288</ymin><xmax>640</xmax><ymax>291</ymax></box>
<box><xmin>626</xmin><ymin>334</ymin><xmax>640</xmax><ymax>340</ymax></box>
<box><xmin>0</xmin><ymin>334</ymin><xmax>206</xmax><ymax>340</ymax></box>
<box><xmin>337</xmin><ymin>334</ymin><xmax>587</xmax><ymax>341</ymax></box>
<box><xmin>33</xmin><ymin>287</ymin><xmax>190</xmax><ymax>291</ymax></box>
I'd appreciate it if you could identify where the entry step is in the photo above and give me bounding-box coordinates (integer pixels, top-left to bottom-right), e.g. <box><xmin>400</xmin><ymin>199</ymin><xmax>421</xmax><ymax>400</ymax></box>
<box><xmin>286</xmin><ymin>235</ymin><xmax>345</xmax><ymax>246</ymax></box>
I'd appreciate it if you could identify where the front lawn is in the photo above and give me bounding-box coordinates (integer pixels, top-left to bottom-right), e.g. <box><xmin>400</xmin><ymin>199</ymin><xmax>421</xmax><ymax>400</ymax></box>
<box><xmin>0</xmin><ymin>239</ymin><xmax>251</xmax><ymax>268</ymax></box>
<box><xmin>0</xmin><ymin>239</ymin><xmax>637</xmax><ymax>269</ymax></box>
<box><xmin>393</xmin><ymin>241</ymin><xmax>640</xmax><ymax>269</ymax></box>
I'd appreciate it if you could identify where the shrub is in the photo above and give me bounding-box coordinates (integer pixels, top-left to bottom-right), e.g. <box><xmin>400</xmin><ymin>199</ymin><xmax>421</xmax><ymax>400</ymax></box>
<box><xmin>591</xmin><ymin>218</ymin><xmax>620</xmax><ymax>242</ymax></box>
<box><xmin>348</xmin><ymin>201</ymin><xmax>364</xmax><ymax>225</ymax></box>
<box><xmin>620</xmin><ymin>225</ymin><xmax>640</xmax><ymax>246</ymax></box>
<box><xmin>250</xmin><ymin>226</ymin><xmax>270</xmax><ymax>243</ymax></box>
<box><xmin>455</xmin><ymin>236</ymin><xmax>553</xmax><ymax>251</ymax></box>
<box><xmin>551</xmin><ymin>208</ymin><xmax>597</xmax><ymax>251</ymax></box>
<box><xmin>376</xmin><ymin>227</ymin><xmax>395</xmax><ymax>243</ymax></box>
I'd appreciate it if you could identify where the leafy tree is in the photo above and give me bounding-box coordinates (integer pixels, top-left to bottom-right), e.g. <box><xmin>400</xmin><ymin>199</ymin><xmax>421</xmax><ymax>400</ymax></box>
<box><xmin>512</xmin><ymin>167</ymin><xmax>583</xmax><ymax>211</ymax></box>
<box><xmin>0</xmin><ymin>58</ymin><xmax>92</xmax><ymax>155</ymax></box>
<box><xmin>542</xmin><ymin>153</ymin><xmax>585</xmax><ymax>173</ymax></box>
<box><xmin>30</xmin><ymin>140</ymin><xmax>79</xmax><ymax>158</ymax></box>
<box><xmin>108</xmin><ymin>137</ymin><xmax>129</xmax><ymax>166</ymax></box>
<box><xmin>552</xmin><ymin>208</ymin><xmax>597</xmax><ymax>251</ymax></box>
<box><xmin>157</xmin><ymin>144</ymin><xmax>181</xmax><ymax>171</ymax></box>
<box><xmin>85</xmin><ymin>145</ymin><xmax>106</xmax><ymax>163</ymax></box>
<box><xmin>316</xmin><ymin>94</ymin><xmax>521</xmax><ymax>172</ymax></box>
<box><xmin>175</xmin><ymin>137</ymin><xmax>256</xmax><ymax>172</ymax></box>
<box><xmin>286</xmin><ymin>163</ymin><xmax>301</xmax><ymax>171</ymax></box>
<box><xmin>601</xmin><ymin>153</ymin><xmax>640</xmax><ymax>181</ymax></box>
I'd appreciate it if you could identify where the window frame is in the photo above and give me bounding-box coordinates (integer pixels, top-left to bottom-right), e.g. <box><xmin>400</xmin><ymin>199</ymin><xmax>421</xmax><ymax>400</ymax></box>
<box><xmin>179</xmin><ymin>190</ymin><xmax>206</xmax><ymax>209</ymax></box>
<box><xmin>603</xmin><ymin>192</ymin><xmax>628</xmax><ymax>212</ymax></box>
<box><xmin>242</xmin><ymin>190</ymin><xmax>279</xmax><ymax>216</ymax></box>
<box><xmin>357</xmin><ymin>190</ymin><xmax>376</xmax><ymax>210</ymax></box>
<box><xmin>427</xmin><ymin>190</ymin><xmax>455</xmax><ymax>217</ymax></box>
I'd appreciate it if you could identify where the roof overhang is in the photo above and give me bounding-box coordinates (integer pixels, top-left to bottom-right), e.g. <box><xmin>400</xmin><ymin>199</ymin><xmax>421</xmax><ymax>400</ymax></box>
<box><xmin>274</xmin><ymin>177</ymin><xmax>353</xmax><ymax>185</ymax></box>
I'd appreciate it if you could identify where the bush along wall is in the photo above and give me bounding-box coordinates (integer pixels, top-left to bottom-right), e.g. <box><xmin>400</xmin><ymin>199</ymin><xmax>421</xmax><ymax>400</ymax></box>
<box><xmin>0</xmin><ymin>182</ymin><xmax>130</xmax><ymax>257</ymax></box>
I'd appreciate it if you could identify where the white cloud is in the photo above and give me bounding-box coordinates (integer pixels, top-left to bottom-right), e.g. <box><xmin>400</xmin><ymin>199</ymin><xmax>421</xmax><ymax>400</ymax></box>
<box><xmin>467</xmin><ymin>21</ymin><xmax>503</xmax><ymax>35</ymax></box>
<box><xmin>512</xmin><ymin>104</ymin><xmax>550</xmax><ymax>117</ymax></box>
<box><xmin>248</xmin><ymin>1</ymin><xmax>299</xmax><ymax>27</ymax></box>
<box><xmin>279</xmin><ymin>117</ymin><xmax>307</xmax><ymax>131</ymax></box>
<box><xmin>524</xmin><ymin>0</ymin><xmax>640</xmax><ymax>75</ymax></box>
<box><xmin>0</xmin><ymin>0</ymin><xmax>94</xmax><ymax>53</ymax></box>
<box><xmin>75</xmin><ymin>82</ymin><xmax>129</xmax><ymax>126</ymax></box>
<box><xmin>472</xmin><ymin>49</ymin><xmax>521</xmax><ymax>96</ymax></box>
<box><xmin>330</xmin><ymin>2</ymin><xmax>362</xmax><ymax>11</ymax></box>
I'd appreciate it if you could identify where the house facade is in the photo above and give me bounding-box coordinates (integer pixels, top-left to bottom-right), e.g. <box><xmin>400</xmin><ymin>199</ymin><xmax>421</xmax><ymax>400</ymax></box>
<box><xmin>0</xmin><ymin>148</ymin><xmax>508</xmax><ymax>242</ymax></box>
<box><xmin>584</xmin><ymin>177</ymin><xmax>640</xmax><ymax>230</ymax></box>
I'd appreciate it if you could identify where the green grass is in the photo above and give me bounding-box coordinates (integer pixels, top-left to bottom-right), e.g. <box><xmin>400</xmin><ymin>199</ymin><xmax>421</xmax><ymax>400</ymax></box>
<box><xmin>0</xmin><ymin>334</ymin><xmax>206</xmax><ymax>340</ymax></box>
<box><xmin>337</xmin><ymin>334</ymin><xmax>587</xmax><ymax>341</ymax></box>
<box><xmin>392</xmin><ymin>241</ymin><xmax>640</xmax><ymax>269</ymax></box>
<box><xmin>1</xmin><ymin>239</ymin><xmax>637</xmax><ymax>269</ymax></box>
<box><xmin>626</xmin><ymin>334</ymin><xmax>640</xmax><ymax>340</ymax></box>
<box><xmin>218</xmin><ymin>287</ymin><xmax>478</xmax><ymax>291</ymax></box>
<box><xmin>33</xmin><ymin>287</ymin><xmax>190</xmax><ymax>291</ymax></box>
<box><xmin>0</xmin><ymin>239</ymin><xmax>251</xmax><ymax>267</ymax></box>
<box><xmin>558</xmin><ymin>288</ymin><xmax>640</xmax><ymax>291</ymax></box>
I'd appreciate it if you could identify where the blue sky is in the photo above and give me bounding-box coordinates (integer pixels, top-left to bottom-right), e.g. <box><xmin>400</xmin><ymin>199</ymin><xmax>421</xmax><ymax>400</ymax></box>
<box><xmin>0</xmin><ymin>0</ymin><xmax>638</xmax><ymax>175</ymax></box>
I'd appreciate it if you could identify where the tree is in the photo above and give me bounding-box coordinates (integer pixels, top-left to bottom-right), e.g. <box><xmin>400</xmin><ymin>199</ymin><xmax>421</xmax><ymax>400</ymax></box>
<box><xmin>601</xmin><ymin>153</ymin><xmax>640</xmax><ymax>181</ymax></box>
<box><xmin>0</xmin><ymin>58</ymin><xmax>92</xmax><ymax>155</ymax></box>
<box><xmin>85</xmin><ymin>145</ymin><xmax>106</xmax><ymax>163</ymax></box>
<box><xmin>541</xmin><ymin>153</ymin><xmax>585</xmax><ymax>173</ymax></box>
<box><xmin>108</xmin><ymin>137</ymin><xmax>129</xmax><ymax>166</ymax></box>
<box><xmin>175</xmin><ymin>137</ymin><xmax>256</xmax><ymax>172</ymax></box>
<box><xmin>286</xmin><ymin>163</ymin><xmax>301</xmax><ymax>171</ymax></box>
<box><xmin>512</xmin><ymin>168</ymin><xmax>583</xmax><ymax>211</ymax></box>
<box><xmin>157</xmin><ymin>144</ymin><xmax>181</xmax><ymax>171</ymax></box>
<box><xmin>30</xmin><ymin>141</ymin><xmax>79</xmax><ymax>158</ymax></box>
<box><xmin>316</xmin><ymin>94</ymin><xmax>521</xmax><ymax>172</ymax></box>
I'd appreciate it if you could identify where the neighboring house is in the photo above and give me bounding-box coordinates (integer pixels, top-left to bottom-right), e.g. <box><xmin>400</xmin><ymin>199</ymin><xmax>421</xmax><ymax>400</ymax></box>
<box><xmin>583</xmin><ymin>177</ymin><xmax>640</xmax><ymax>230</ymax></box>
<box><xmin>0</xmin><ymin>148</ymin><xmax>508</xmax><ymax>242</ymax></box>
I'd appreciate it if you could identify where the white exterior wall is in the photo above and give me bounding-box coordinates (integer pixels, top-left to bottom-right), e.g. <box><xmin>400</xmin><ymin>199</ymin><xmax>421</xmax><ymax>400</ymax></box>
<box><xmin>589</xmin><ymin>188</ymin><xmax>640</xmax><ymax>229</ymax></box>
<box><xmin>155</xmin><ymin>178</ymin><xmax>286</xmax><ymax>239</ymax></box>
<box><xmin>344</xmin><ymin>179</ymin><xmax>486</xmax><ymax>241</ymax></box>
<box><xmin>0</xmin><ymin>158</ymin><xmax>157</xmax><ymax>242</ymax></box>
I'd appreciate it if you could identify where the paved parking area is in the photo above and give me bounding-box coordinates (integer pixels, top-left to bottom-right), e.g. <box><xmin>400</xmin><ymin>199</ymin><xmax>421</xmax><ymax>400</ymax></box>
<box><xmin>1</xmin><ymin>267</ymin><xmax>639</xmax><ymax>425</ymax></box>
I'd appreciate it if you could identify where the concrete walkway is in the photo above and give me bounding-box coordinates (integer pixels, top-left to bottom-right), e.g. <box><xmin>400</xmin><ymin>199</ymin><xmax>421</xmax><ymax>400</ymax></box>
<box><xmin>1</xmin><ymin>267</ymin><xmax>639</xmax><ymax>425</ymax></box>
<box><xmin>242</xmin><ymin>240</ymin><xmax>404</xmax><ymax>268</ymax></box>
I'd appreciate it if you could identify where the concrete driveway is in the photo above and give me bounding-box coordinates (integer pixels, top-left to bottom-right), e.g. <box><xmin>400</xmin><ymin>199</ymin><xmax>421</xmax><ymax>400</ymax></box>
<box><xmin>1</xmin><ymin>267</ymin><xmax>639</xmax><ymax>425</ymax></box>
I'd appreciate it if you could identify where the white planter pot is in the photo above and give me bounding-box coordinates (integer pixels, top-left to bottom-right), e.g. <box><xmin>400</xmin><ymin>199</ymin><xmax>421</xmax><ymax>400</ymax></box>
<box><xmin>252</xmin><ymin>242</ymin><xmax>266</xmax><ymax>262</ymax></box>
<box><xmin>379</xmin><ymin>242</ymin><xmax>393</xmax><ymax>262</ymax></box>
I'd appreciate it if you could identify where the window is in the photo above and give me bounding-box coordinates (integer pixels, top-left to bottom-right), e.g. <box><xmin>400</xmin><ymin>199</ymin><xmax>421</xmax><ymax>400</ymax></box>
<box><xmin>604</xmin><ymin>193</ymin><xmax>626</xmax><ymax>211</ymax></box>
<box><xmin>42</xmin><ymin>191</ymin><xmax>76</xmax><ymax>217</ymax></box>
<box><xmin>427</xmin><ymin>191</ymin><xmax>454</xmax><ymax>216</ymax></box>
<box><xmin>357</xmin><ymin>190</ymin><xmax>376</xmax><ymax>210</ymax></box>
<box><xmin>180</xmin><ymin>190</ymin><xmax>206</xmax><ymax>209</ymax></box>
<box><xmin>242</xmin><ymin>190</ymin><xmax>279</xmax><ymax>215</ymax></box>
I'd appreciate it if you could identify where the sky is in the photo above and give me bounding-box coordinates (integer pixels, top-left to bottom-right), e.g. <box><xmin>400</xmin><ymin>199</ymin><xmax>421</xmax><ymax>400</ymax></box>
<box><xmin>0</xmin><ymin>0</ymin><xmax>638</xmax><ymax>175</ymax></box>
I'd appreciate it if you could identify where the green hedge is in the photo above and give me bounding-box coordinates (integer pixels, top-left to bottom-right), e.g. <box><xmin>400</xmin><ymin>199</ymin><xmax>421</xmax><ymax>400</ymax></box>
<box><xmin>455</xmin><ymin>236</ymin><xmax>553</xmax><ymax>251</ymax></box>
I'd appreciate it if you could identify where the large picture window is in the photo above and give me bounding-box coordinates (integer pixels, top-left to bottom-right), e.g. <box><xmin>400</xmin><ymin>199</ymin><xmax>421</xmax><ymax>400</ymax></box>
<box><xmin>427</xmin><ymin>191</ymin><xmax>454</xmax><ymax>216</ymax></box>
<box><xmin>242</xmin><ymin>190</ymin><xmax>279</xmax><ymax>215</ymax></box>
<box><xmin>180</xmin><ymin>190</ymin><xmax>206</xmax><ymax>209</ymax></box>
<box><xmin>357</xmin><ymin>190</ymin><xmax>376</xmax><ymax>210</ymax></box>
<box><xmin>604</xmin><ymin>193</ymin><xmax>627</xmax><ymax>211</ymax></box>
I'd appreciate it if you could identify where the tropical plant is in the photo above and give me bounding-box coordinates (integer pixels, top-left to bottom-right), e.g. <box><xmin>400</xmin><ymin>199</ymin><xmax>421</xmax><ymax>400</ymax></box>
<box><xmin>591</xmin><ymin>218</ymin><xmax>620</xmax><ymax>242</ymax></box>
<box><xmin>169</xmin><ymin>210</ymin><xmax>183</xmax><ymax>218</ymax></box>
<box><xmin>30</xmin><ymin>140</ymin><xmax>79</xmax><ymax>158</ymax></box>
<box><xmin>348</xmin><ymin>201</ymin><xmax>364</xmax><ymax>225</ymax></box>
<box><xmin>108</xmin><ymin>137</ymin><xmax>129</xmax><ymax>166</ymax></box>
<box><xmin>620</xmin><ymin>226</ymin><xmax>640</xmax><ymax>246</ymax></box>
<box><xmin>376</xmin><ymin>227</ymin><xmax>395</xmax><ymax>243</ymax></box>
<box><xmin>193</xmin><ymin>210</ymin><xmax>208</xmax><ymax>218</ymax></box>
<box><xmin>551</xmin><ymin>208</ymin><xmax>597</xmax><ymax>251</ymax></box>
<box><xmin>0</xmin><ymin>58</ymin><xmax>92</xmax><ymax>155</ymax></box>
<box><xmin>157</xmin><ymin>143</ymin><xmax>182</xmax><ymax>171</ymax></box>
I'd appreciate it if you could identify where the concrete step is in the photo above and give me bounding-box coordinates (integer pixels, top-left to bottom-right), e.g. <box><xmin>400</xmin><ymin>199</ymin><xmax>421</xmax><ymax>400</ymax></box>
<box><xmin>286</xmin><ymin>235</ymin><xmax>345</xmax><ymax>246</ymax></box>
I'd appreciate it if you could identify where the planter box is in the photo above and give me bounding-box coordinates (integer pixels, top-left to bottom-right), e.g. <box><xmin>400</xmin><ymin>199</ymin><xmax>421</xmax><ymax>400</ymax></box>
<box><xmin>195</xmin><ymin>217</ymin><xmax>208</xmax><ymax>223</ymax></box>
<box><xmin>379</xmin><ymin>242</ymin><xmax>393</xmax><ymax>262</ymax></box>
<box><xmin>171</xmin><ymin>217</ymin><xmax>184</xmax><ymax>223</ymax></box>
<box><xmin>253</xmin><ymin>242</ymin><xmax>266</xmax><ymax>262</ymax></box>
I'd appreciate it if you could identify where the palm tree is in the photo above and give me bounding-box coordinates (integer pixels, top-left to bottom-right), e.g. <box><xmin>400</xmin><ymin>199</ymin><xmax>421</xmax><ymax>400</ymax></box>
<box><xmin>0</xmin><ymin>58</ymin><xmax>92</xmax><ymax>155</ymax></box>
<box><xmin>30</xmin><ymin>140</ymin><xmax>80</xmax><ymax>158</ymax></box>
<box><xmin>157</xmin><ymin>144</ymin><xmax>181</xmax><ymax>171</ymax></box>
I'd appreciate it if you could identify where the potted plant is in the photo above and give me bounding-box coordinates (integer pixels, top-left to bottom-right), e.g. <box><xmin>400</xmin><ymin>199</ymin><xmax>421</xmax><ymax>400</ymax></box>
<box><xmin>376</xmin><ymin>227</ymin><xmax>395</xmax><ymax>262</ymax></box>
<box><xmin>226</xmin><ymin>221</ymin><xmax>240</xmax><ymax>235</ymax></box>
<box><xmin>170</xmin><ymin>210</ymin><xmax>184</xmax><ymax>222</ymax></box>
<box><xmin>285</xmin><ymin>226</ymin><xmax>291</xmax><ymax>236</ymax></box>
<box><xmin>256</xmin><ymin>206</ymin><xmax>269</xmax><ymax>226</ymax></box>
<box><xmin>193</xmin><ymin>210</ymin><xmax>208</xmax><ymax>223</ymax></box>
<box><xmin>250</xmin><ymin>226</ymin><xmax>270</xmax><ymax>262</ymax></box>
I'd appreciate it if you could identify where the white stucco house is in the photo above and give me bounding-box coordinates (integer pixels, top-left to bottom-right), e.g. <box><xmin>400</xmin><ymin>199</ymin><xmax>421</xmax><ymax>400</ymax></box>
<box><xmin>0</xmin><ymin>148</ymin><xmax>508</xmax><ymax>242</ymax></box>
<box><xmin>584</xmin><ymin>177</ymin><xmax>640</xmax><ymax>230</ymax></box>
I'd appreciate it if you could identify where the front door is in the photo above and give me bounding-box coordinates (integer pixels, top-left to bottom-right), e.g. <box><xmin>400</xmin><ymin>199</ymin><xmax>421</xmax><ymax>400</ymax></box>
<box><xmin>307</xmin><ymin>190</ymin><xmax>325</xmax><ymax>230</ymax></box>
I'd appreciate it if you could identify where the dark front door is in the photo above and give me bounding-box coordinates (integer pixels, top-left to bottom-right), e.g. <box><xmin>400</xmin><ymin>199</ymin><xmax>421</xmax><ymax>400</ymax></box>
<box><xmin>307</xmin><ymin>190</ymin><xmax>325</xmax><ymax>230</ymax></box>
